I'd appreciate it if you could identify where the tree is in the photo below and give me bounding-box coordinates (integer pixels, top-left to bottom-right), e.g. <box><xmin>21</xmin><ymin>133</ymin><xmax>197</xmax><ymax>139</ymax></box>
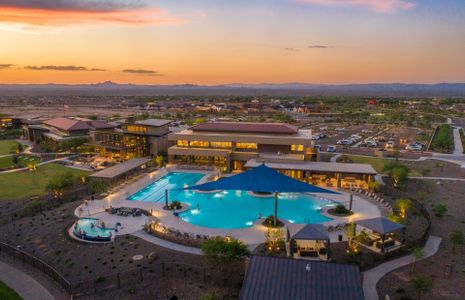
<box><xmin>410</xmin><ymin>247</ymin><xmax>424</xmax><ymax>274</ymax></box>
<box><xmin>155</xmin><ymin>155</ymin><xmax>165</xmax><ymax>167</ymax></box>
<box><xmin>395</xmin><ymin>198</ymin><xmax>412</xmax><ymax>219</ymax></box>
<box><xmin>264</xmin><ymin>227</ymin><xmax>284</xmax><ymax>252</ymax></box>
<box><xmin>17</xmin><ymin>143</ymin><xmax>23</xmax><ymax>153</ymax></box>
<box><xmin>91</xmin><ymin>179</ymin><xmax>109</xmax><ymax>194</ymax></box>
<box><xmin>201</xmin><ymin>237</ymin><xmax>250</xmax><ymax>265</ymax></box>
<box><xmin>432</xmin><ymin>203</ymin><xmax>447</xmax><ymax>217</ymax></box>
<box><xmin>368</xmin><ymin>181</ymin><xmax>380</xmax><ymax>193</ymax></box>
<box><xmin>411</xmin><ymin>274</ymin><xmax>432</xmax><ymax>300</ymax></box>
<box><xmin>389</xmin><ymin>166</ymin><xmax>409</xmax><ymax>188</ymax></box>
<box><xmin>449</xmin><ymin>230</ymin><xmax>464</xmax><ymax>254</ymax></box>
<box><xmin>46</xmin><ymin>172</ymin><xmax>75</xmax><ymax>197</ymax></box>
<box><xmin>345</xmin><ymin>222</ymin><xmax>356</xmax><ymax>247</ymax></box>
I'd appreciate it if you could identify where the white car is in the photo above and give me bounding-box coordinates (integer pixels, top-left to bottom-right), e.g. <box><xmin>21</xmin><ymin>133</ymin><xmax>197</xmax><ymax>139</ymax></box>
<box><xmin>367</xmin><ymin>141</ymin><xmax>378</xmax><ymax>147</ymax></box>
<box><xmin>327</xmin><ymin>145</ymin><xmax>337</xmax><ymax>152</ymax></box>
<box><xmin>405</xmin><ymin>143</ymin><xmax>422</xmax><ymax>151</ymax></box>
<box><xmin>385</xmin><ymin>141</ymin><xmax>395</xmax><ymax>149</ymax></box>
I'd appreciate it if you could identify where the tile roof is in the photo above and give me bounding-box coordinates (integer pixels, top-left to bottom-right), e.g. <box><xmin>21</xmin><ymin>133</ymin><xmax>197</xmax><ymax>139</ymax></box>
<box><xmin>191</xmin><ymin>122</ymin><xmax>299</xmax><ymax>134</ymax></box>
<box><xmin>43</xmin><ymin>118</ymin><xmax>92</xmax><ymax>131</ymax></box>
<box><xmin>291</xmin><ymin>224</ymin><xmax>330</xmax><ymax>241</ymax></box>
<box><xmin>240</xmin><ymin>256</ymin><xmax>364</xmax><ymax>300</ymax></box>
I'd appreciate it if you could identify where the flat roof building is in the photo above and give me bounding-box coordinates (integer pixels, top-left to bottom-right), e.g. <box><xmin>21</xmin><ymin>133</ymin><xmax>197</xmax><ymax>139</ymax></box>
<box><xmin>168</xmin><ymin>121</ymin><xmax>376</xmax><ymax>189</ymax></box>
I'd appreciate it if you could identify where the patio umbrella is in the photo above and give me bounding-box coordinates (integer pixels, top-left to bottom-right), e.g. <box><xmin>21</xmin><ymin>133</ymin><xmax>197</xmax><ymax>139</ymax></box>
<box><xmin>184</xmin><ymin>164</ymin><xmax>339</xmax><ymax>226</ymax></box>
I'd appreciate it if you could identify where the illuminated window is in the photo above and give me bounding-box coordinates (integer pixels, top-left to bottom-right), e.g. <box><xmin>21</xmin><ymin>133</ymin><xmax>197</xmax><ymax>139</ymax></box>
<box><xmin>125</xmin><ymin>125</ymin><xmax>147</xmax><ymax>133</ymax></box>
<box><xmin>189</xmin><ymin>141</ymin><xmax>210</xmax><ymax>147</ymax></box>
<box><xmin>291</xmin><ymin>144</ymin><xmax>304</xmax><ymax>152</ymax></box>
<box><xmin>236</xmin><ymin>142</ymin><xmax>258</xmax><ymax>149</ymax></box>
<box><xmin>211</xmin><ymin>141</ymin><xmax>232</xmax><ymax>148</ymax></box>
<box><xmin>177</xmin><ymin>140</ymin><xmax>189</xmax><ymax>147</ymax></box>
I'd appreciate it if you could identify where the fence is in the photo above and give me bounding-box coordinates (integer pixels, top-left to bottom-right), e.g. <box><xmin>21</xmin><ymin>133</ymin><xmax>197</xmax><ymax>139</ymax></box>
<box><xmin>0</xmin><ymin>185</ymin><xmax>90</xmax><ymax>225</ymax></box>
<box><xmin>381</xmin><ymin>184</ymin><xmax>432</xmax><ymax>246</ymax></box>
<box><xmin>0</xmin><ymin>242</ymin><xmax>72</xmax><ymax>293</ymax></box>
<box><xmin>0</xmin><ymin>240</ymin><xmax>243</xmax><ymax>297</ymax></box>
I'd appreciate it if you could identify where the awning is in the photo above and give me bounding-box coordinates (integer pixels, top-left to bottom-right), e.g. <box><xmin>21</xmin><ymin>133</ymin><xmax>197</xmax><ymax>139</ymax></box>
<box><xmin>289</xmin><ymin>224</ymin><xmax>330</xmax><ymax>241</ymax></box>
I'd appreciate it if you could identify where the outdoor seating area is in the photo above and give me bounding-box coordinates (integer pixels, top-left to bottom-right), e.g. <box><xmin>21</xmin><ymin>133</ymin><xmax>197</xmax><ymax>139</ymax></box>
<box><xmin>353</xmin><ymin>217</ymin><xmax>406</xmax><ymax>254</ymax></box>
<box><xmin>106</xmin><ymin>206</ymin><xmax>144</xmax><ymax>217</ymax></box>
<box><xmin>287</xmin><ymin>224</ymin><xmax>331</xmax><ymax>260</ymax></box>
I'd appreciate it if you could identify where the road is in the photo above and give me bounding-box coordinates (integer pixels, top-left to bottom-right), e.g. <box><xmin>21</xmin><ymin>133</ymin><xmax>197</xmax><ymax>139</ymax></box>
<box><xmin>452</xmin><ymin>127</ymin><xmax>464</xmax><ymax>156</ymax></box>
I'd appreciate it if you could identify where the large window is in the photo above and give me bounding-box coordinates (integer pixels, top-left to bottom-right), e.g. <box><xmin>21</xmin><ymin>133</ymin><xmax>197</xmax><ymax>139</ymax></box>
<box><xmin>291</xmin><ymin>144</ymin><xmax>304</xmax><ymax>152</ymax></box>
<box><xmin>125</xmin><ymin>125</ymin><xmax>147</xmax><ymax>133</ymax></box>
<box><xmin>189</xmin><ymin>141</ymin><xmax>210</xmax><ymax>147</ymax></box>
<box><xmin>236</xmin><ymin>142</ymin><xmax>258</xmax><ymax>150</ymax></box>
<box><xmin>211</xmin><ymin>141</ymin><xmax>232</xmax><ymax>148</ymax></box>
<box><xmin>177</xmin><ymin>140</ymin><xmax>189</xmax><ymax>147</ymax></box>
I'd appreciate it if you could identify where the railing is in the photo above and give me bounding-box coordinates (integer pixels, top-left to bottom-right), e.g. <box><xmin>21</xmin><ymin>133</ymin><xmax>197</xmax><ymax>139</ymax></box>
<box><xmin>0</xmin><ymin>242</ymin><xmax>72</xmax><ymax>293</ymax></box>
<box><xmin>0</xmin><ymin>240</ymin><xmax>243</xmax><ymax>297</ymax></box>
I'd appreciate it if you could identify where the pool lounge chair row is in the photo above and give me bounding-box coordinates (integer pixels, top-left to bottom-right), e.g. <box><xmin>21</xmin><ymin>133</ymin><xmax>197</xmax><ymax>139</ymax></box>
<box><xmin>346</xmin><ymin>187</ymin><xmax>393</xmax><ymax>213</ymax></box>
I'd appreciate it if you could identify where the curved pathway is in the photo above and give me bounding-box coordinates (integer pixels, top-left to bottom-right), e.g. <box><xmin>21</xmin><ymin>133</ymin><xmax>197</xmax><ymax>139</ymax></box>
<box><xmin>362</xmin><ymin>235</ymin><xmax>442</xmax><ymax>300</ymax></box>
<box><xmin>0</xmin><ymin>260</ymin><xmax>55</xmax><ymax>300</ymax></box>
<box><xmin>131</xmin><ymin>230</ymin><xmax>202</xmax><ymax>255</ymax></box>
<box><xmin>0</xmin><ymin>155</ymin><xmax>76</xmax><ymax>174</ymax></box>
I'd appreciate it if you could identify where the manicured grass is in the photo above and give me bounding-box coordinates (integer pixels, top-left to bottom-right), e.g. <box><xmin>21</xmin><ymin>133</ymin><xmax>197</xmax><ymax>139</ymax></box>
<box><xmin>0</xmin><ymin>156</ymin><xmax>41</xmax><ymax>170</ymax></box>
<box><xmin>0</xmin><ymin>163</ymin><xmax>91</xmax><ymax>200</ymax></box>
<box><xmin>430</xmin><ymin>124</ymin><xmax>453</xmax><ymax>153</ymax></box>
<box><xmin>0</xmin><ymin>140</ymin><xmax>18</xmax><ymax>156</ymax></box>
<box><xmin>0</xmin><ymin>281</ymin><xmax>22</xmax><ymax>300</ymax></box>
<box><xmin>343</xmin><ymin>155</ymin><xmax>422</xmax><ymax>176</ymax></box>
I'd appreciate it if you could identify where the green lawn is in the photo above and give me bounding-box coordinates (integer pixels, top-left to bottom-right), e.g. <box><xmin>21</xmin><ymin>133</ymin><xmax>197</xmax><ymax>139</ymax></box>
<box><xmin>0</xmin><ymin>140</ymin><xmax>19</xmax><ymax>156</ymax></box>
<box><xmin>0</xmin><ymin>281</ymin><xmax>22</xmax><ymax>300</ymax></box>
<box><xmin>0</xmin><ymin>156</ymin><xmax>41</xmax><ymax>170</ymax></box>
<box><xmin>0</xmin><ymin>163</ymin><xmax>91</xmax><ymax>200</ymax></box>
<box><xmin>343</xmin><ymin>155</ymin><xmax>422</xmax><ymax>176</ymax></box>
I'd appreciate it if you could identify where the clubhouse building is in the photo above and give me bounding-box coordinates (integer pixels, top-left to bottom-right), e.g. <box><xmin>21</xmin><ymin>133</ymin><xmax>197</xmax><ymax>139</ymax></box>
<box><xmin>168</xmin><ymin>122</ymin><xmax>376</xmax><ymax>189</ymax></box>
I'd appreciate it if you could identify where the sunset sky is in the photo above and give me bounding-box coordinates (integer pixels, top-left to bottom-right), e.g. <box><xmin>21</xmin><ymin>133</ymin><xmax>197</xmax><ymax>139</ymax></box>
<box><xmin>0</xmin><ymin>0</ymin><xmax>464</xmax><ymax>84</ymax></box>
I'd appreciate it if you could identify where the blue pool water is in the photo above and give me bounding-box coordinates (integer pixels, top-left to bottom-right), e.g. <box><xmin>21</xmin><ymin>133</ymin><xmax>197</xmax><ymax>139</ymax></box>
<box><xmin>73</xmin><ymin>218</ymin><xmax>115</xmax><ymax>239</ymax></box>
<box><xmin>128</xmin><ymin>172</ymin><xmax>334</xmax><ymax>229</ymax></box>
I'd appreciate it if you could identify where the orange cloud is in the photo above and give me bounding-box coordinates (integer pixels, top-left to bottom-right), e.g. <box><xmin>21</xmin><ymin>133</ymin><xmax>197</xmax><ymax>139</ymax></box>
<box><xmin>299</xmin><ymin>0</ymin><xmax>415</xmax><ymax>13</ymax></box>
<box><xmin>0</xmin><ymin>6</ymin><xmax>184</xmax><ymax>26</ymax></box>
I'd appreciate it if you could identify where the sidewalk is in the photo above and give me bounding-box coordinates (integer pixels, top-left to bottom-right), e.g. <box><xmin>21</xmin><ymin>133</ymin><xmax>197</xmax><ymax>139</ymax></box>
<box><xmin>363</xmin><ymin>235</ymin><xmax>442</xmax><ymax>300</ymax></box>
<box><xmin>452</xmin><ymin>127</ymin><xmax>464</xmax><ymax>156</ymax></box>
<box><xmin>131</xmin><ymin>230</ymin><xmax>202</xmax><ymax>255</ymax></box>
<box><xmin>0</xmin><ymin>260</ymin><xmax>55</xmax><ymax>300</ymax></box>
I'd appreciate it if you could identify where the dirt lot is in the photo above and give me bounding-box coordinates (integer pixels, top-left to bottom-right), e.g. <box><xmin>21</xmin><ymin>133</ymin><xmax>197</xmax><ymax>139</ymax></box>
<box><xmin>0</xmin><ymin>201</ymin><xmax>242</xmax><ymax>299</ymax></box>
<box><xmin>377</xmin><ymin>180</ymin><xmax>465</xmax><ymax>300</ymax></box>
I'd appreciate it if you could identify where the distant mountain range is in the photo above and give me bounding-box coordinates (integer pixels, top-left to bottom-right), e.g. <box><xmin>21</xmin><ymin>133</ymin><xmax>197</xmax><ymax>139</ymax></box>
<box><xmin>1</xmin><ymin>81</ymin><xmax>465</xmax><ymax>97</ymax></box>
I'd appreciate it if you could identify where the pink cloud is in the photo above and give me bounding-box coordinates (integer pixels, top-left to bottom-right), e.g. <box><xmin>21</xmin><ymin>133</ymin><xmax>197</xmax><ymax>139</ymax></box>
<box><xmin>299</xmin><ymin>0</ymin><xmax>416</xmax><ymax>13</ymax></box>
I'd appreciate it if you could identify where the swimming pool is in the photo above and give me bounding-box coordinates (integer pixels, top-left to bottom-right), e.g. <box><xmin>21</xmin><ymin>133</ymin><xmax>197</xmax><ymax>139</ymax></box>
<box><xmin>73</xmin><ymin>218</ymin><xmax>116</xmax><ymax>242</ymax></box>
<box><xmin>128</xmin><ymin>172</ymin><xmax>335</xmax><ymax>229</ymax></box>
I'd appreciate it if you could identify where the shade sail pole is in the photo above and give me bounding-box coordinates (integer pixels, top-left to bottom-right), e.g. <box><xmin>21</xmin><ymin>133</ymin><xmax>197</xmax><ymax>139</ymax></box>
<box><xmin>274</xmin><ymin>192</ymin><xmax>278</xmax><ymax>227</ymax></box>
<box><xmin>165</xmin><ymin>189</ymin><xmax>169</xmax><ymax>209</ymax></box>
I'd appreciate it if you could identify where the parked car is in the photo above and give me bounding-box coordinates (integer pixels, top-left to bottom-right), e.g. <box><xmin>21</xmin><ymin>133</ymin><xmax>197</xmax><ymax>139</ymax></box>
<box><xmin>385</xmin><ymin>141</ymin><xmax>395</xmax><ymax>149</ymax></box>
<box><xmin>367</xmin><ymin>141</ymin><xmax>378</xmax><ymax>147</ymax></box>
<box><xmin>335</xmin><ymin>128</ymin><xmax>345</xmax><ymax>133</ymax></box>
<box><xmin>318</xmin><ymin>132</ymin><xmax>327</xmax><ymax>139</ymax></box>
<box><xmin>327</xmin><ymin>145</ymin><xmax>337</xmax><ymax>152</ymax></box>
<box><xmin>405</xmin><ymin>143</ymin><xmax>423</xmax><ymax>151</ymax></box>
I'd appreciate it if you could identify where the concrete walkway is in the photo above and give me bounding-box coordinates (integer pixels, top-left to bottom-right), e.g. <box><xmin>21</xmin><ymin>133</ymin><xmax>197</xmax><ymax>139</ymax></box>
<box><xmin>330</xmin><ymin>153</ymin><xmax>342</xmax><ymax>162</ymax></box>
<box><xmin>131</xmin><ymin>230</ymin><xmax>202</xmax><ymax>255</ymax></box>
<box><xmin>363</xmin><ymin>235</ymin><xmax>442</xmax><ymax>300</ymax></box>
<box><xmin>453</xmin><ymin>127</ymin><xmax>464</xmax><ymax>156</ymax></box>
<box><xmin>409</xmin><ymin>176</ymin><xmax>465</xmax><ymax>181</ymax></box>
<box><xmin>0</xmin><ymin>155</ymin><xmax>75</xmax><ymax>174</ymax></box>
<box><xmin>0</xmin><ymin>260</ymin><xmax>55</xmax><ymax>300</ymax></box>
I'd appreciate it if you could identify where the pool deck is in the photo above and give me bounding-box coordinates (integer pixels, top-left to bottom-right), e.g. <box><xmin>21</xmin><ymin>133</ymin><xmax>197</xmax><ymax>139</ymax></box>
<box><xmin>74</xmin><ymin>166</ymin><xmax>382</xmax><ymax>247</ymax></box>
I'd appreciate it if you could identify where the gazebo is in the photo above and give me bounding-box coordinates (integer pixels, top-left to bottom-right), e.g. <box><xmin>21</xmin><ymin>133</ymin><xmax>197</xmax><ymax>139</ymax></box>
<box><xmin>354</xmin><ymin>217</ymin><xmax>406</xmax><ymax>254</ymax></box>
<box><xmin>287</xmin><ymin>224</ymin><xmax>330</xmax><ymax>260</ymax></box>
<box><xmin>185</xmin><ymin>164</ymin><xmax>339</xmax><ymax>226</ymax></box>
